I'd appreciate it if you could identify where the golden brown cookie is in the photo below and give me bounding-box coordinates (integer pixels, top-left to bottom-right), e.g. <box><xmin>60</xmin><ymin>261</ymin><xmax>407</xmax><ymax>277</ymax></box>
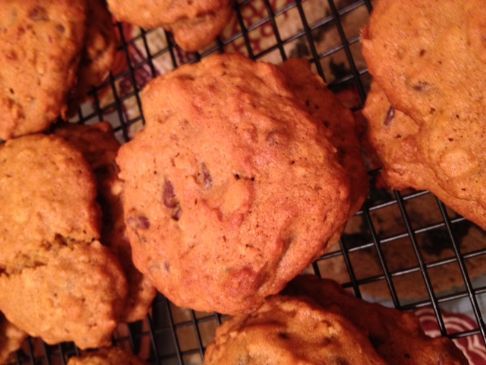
<box><xmin>0</xmin><ymin>0</ymin><xmax>87</xmax><ymax>139</ymax></box>
<box><xmin>286</xmin><ymin>275</ymin><xmax>467</xmax><ymax>365</ymax></box>
<box><xmin>364</xmin><ymin>83</ymin><xmax>486</xmax><ymax>229</ymax></box>
<box><xmin>70</xmin><ymin>0</ymin><xmax>116</xmax><ymax>107</ymax></box>
<box><xmin>279</xmin><ymin>58</ymin><xmax>368</xmax><ymax>216</ymax></box>
<box><xmin>56</xmin><ymin>122</ymin><xmax>156</xmax><ymax>323</ymax></box>
<box><xmin>362</xmin><ymin>0</ymin><xmax>486</xmax><ymax>228</ymax></box>
<box><xmin>0</xmin><ymin>314</ymin><xmax>26</xmax><ymax>365</ymax></box>
<box><xmin>204</xmin><ymin>296</ymin><xmax>386</xmax><ymax>365</ymax></box>
<box><xmin>117</xmin><ymin>53</ymin><xmax>351</xmax><ymax>314</ymax></box>
<box><xmin>106</xmin><ymin>0</ymin><xmax>232</xmax><ymax>51</ymax></box>
<box><xmin>68</xmin><ymin>347</ymin><xmax>145</xmax><ymax>365</ymax></box>
<box><xmin>0</xmin><ymin>135</ymin><xmax>127</xmax><ymax>349</ymax></box>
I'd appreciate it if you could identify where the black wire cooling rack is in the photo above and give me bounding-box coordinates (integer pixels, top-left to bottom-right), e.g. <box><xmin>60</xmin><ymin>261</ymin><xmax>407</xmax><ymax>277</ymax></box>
<box><xmin>9</xmin><ymin>0</ymin><xmax>486</xmax><ymax>364</ymax></box>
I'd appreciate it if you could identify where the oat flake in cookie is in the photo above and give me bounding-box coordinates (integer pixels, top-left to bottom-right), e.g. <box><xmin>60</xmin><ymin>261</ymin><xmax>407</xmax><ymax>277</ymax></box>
<box><xmin>107</xmin><ymin>0</ymin><xmax>232</xmax><ymax>51</ymax></box>
<box><xmin>0</xmin><ymin>0</ymin><xmax>87</xmax><ymax>139</ymax></box>
<box><xmin>0</xmin><ymin>135</ymin><xmax>127</xmax><ymax>349</ymax></box>
<box><xmin>117</xmin><ymin>53</ymin><xmax>351</xmax><ymax>315</ymax></box>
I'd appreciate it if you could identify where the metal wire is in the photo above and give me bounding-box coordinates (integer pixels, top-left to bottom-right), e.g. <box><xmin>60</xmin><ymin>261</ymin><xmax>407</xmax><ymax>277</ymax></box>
<box><xmin>8</xmin><ymin>0</ymin><xmax>485</xmax><ymax>364</ymax></box>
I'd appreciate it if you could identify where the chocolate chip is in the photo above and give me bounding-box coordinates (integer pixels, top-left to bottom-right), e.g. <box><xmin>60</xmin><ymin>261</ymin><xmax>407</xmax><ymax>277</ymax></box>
<box><xmin>162</xmin><ymin>179</ymin><xmax>182</xmax><ymax>220</ymax></box>
<box><xmin>163</xmin><ymin>180</ymin><xmax>178</xmax><ymax>208</ymax></box>
<box><xmin>412</xmin><ymin>81</ymin><xmax>430</xmax><ymax>91</ymax></box>
<box><xmin>28</xmin><ymin>6</ymin><xmax>48</xmax><ymax>21</ymax></box>
<box><xmin>196</xmin><ymin>162</ymin><xmax>212</xmax><ymax>189</ymax></box>
<box><xmin>277</xmin><ymin>332</ymin><xmax>290</xmax><ymax>340</ymax></box>
<box><xmin>419</xmin><ymin>49</ymin><xmax>426</xmax><ymax>56</ymax></box>
<box><xmin>384</xmin><ymin>106</ymin><xmax>395</xmax><ymax>126</ymax></box>
<box><xmin>164</xmin><ymin>261</ymin><xmax>170</xmax><ymax>272</ymax></box>
<box><xmin>127</xmin><ymin>215</ymin><xmax>150</xmax><ymax>230</ymax></box>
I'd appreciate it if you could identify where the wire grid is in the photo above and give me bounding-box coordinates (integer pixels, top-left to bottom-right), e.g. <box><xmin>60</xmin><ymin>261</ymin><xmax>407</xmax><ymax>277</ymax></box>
<box><xmin>9</xmin><ymin>0</ymin><xmax>486</xmax><ymax>364</ymax></box>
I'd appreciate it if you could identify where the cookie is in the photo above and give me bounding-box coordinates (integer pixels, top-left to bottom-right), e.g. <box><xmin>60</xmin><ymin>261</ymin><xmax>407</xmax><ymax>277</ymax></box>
<box><xmin>56</xmin><ymin>122</ymin><xmax>156</xmax><ymax>323</ymax></box>
<box><xmin>70</xmin><ymin>0</ymin><xmax>116</xmax><ymax>108</ymax></box>
<box><xmin>204</xmin><ymin>296</ymin><xmax>386</xmax><ymax>365</ymax></box>
<box><xmin>117</xmin><ymin>53</ymin><xmax>351</xmax><ymax>314</ymax></box>
<box><xmin>0</xmin><ymin>314</ymin><xmax>26</xmax><ymax>365</ymax></box>
<box><xmin>68</xmin><ymin>347</ymin><xmax>145</xmax><ymax>365</ymax></box>
<box><xmin>286</xmin><ymin>275</ymin><xmax>467</xmax><ymax>365</ymax></box>
<box><xmin>279</xmin><ymin>59</ymin><xmax>368</xmax><ymax>216</ymax></box>
<box><xmin>364</xmin><ymin>83</ymin><xmax>486</xmax><ymax>228</ymax></box>
<box><xmin>0</xmin><ymin>135</ymin><xmax>127</xmax><ymax>349</ymax></box>
<box><xmin>0</xmin><ymin>0</ymin><xmax>87</xmax><ymax>139</ymax></box>
<box><xmin>107</xmin><ymin>0</ymin><xmax>232</xmax><ymax>51</ymax></box>
<box><xmin>362</xmin><ymin>0</ymin><xmax>485</xmax><ymax>228</ymax></box>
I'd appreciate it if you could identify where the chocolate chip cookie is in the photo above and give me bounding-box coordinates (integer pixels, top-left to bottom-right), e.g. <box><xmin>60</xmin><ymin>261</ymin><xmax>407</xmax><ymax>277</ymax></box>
<box><xmin>204</xmin><ymin>296</ymin><xmax>386</xmax><ymax>365</ymax></box>
<box><xmin>286</xmin><ymin>275</ymin><xmax>467</xmax><ymax>365</ymax></box>
<box><xmin>362</xmin><ymin>0</ymin><xmax>485</xmax><ymax>228</ymax></box>
<box><xmin>0</xmin><ymin>0</ymin><xmax>87</xmax><ymax>139</ymax></box>
<box><xmin>0</xmin><ymin>135</ymin><xmax>127</xmax><ymax>349</ymax></box>
<box><xmin>117</xmin><ymin>53</ymin><xmax>351</xmax><ymax>314</ymax></box>
<box><xmin>68</xmin><ymin>347</ymin><xmax>145</xmax><ymax>365</ymax></box>
<box><xmin>107</xmin><ymin>0</ymin><xmax>232</xmax><ymax>51</ymax></box>
<box><xmin>56</xmin><ymin>122</ymin><xmax>156</xmax><ymax>323</ymax></box>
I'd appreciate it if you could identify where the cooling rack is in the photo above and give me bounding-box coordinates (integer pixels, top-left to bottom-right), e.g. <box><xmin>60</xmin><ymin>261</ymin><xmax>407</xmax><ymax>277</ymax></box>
<box><xmin>9</xmin><ymin>0</ymin><xmax>486</xmax><ymax>364</ymax></box>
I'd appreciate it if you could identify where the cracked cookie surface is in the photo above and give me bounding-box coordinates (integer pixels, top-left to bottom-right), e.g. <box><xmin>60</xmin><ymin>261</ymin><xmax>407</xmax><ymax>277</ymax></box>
<box><xmin>56</xmin><ymin>122</ymin><xmax>156</xmax><ymax>323</ymax></box>
<box><xmin>0</xmin><ymin>135</ymin><xmax>127</xmax><ymax>349</ymax></box>
<box><xmin>107</xmin><ymin>0</ymin><xmax>232</xmax><ymax>51</ymax></box>
<box><xmin>204</xmin><ymin>296</ymin><xmax>386</xmax><ymax>365</ymax></box>
<box><xmin>117</xmin><ymin>54</ymin><xmax>351</xmax><ymax>314</ymax></box>
<box><xmin>0</xmin><ymin>0</ymin><xmax>87</xmax><ymax>139</ymax></box>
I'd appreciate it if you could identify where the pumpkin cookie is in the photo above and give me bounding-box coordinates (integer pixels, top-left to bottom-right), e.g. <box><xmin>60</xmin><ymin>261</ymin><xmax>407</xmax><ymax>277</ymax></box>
<box><xmin>0</xmin><ymin>0</ymin><xmax>87</xmax><ymax>139</ymax></box>
<box><xmin>204</xmin><ymin>296</ymin><xmax>386</xmax><ymax>365</ymax></box>
<box><xmin>107</xmin><ymin>0</ymin><xmax>232</xmax><ymax>51</ymax></box>
<box><xmin>0</xmin><ymin>135</ymin><xmax>127</xmax><ymax>349</ymax></box>
<box><xmin>364</xmin><ymin>83</ymin><xmax>486</xmax><ymax>229</ymax></box>
<box><xmin>362</xmin><ymin>0</ymin><xmax>485</xmax><ymax>228</ymax></box>
<box><xmin>117</xmin><ymin>54</ymin><xmax>351</xmax><ymax>314</ymax></box>
<box><xmin>286</xmin><ymin>275</ymin><xmax>467</xmax><ymax>365</ymax></box>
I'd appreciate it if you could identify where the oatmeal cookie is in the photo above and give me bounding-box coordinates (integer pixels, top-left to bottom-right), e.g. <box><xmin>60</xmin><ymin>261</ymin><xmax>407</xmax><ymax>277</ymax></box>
<box><xmin>107</xmin><ymin>0</ymin><xmax>232</xmax><ymax>51</ymax></box>
<box><xmin>0</xmin><ymin>314</ymin><xmax>26</xmax><ymax>365</ymax></box>
<box><xmin>204</xmin><ymin>296</ymin><xmax>386</xmax><ymax>365</ymax></box>
<box><xmin>0</xmin><ymin>0</ymin><xmax>87</xmax><ymax>139</ymax></box>
<box><xmin>68</xmin><ymin>347</ymin><xmax>145</xmax><ymax>365</ymax></box>
<box><xmin>56</xmin><ymin>122</ymin><xmax>156</xmax><ymax>323</ymax></box>
<box><xmin>362</xmin><ymin>0</ymin><xmax>485</xmax><ymax>227</ymax></box>
<box><xmin>0</xmin><ymin>135</ymin><xmax>127</xmax><ymax>349</ymax></box>
<box><xmin>117</xmin><ymin>53</ymin><xmax>351</xmax><ymax>314</ymax></box>
<box><xmin>280</xmin><ymin>59</ymin><xmax>368</xmax><ymax>215</ymax></box>
<box><xmin>286</xmin><ymin>275</ymin><xmax>467</xmax><ymax>365</ymax></box>
<box><xmin>364</xmin><ymin>83</ymin><xmax>486</xmax><ymax>229</ymax></box>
